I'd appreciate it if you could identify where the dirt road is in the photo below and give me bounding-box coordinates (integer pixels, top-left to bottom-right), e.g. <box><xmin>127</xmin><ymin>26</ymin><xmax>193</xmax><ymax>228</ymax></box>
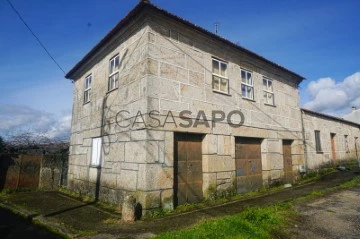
<box><xmin>291</xmin><ymin>186</ymin><xmax>360</xmax><ymax>239</ymax></box>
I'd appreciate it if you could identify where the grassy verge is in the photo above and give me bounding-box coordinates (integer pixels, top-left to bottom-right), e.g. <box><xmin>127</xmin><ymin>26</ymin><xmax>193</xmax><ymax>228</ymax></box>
<box><xmin>154</xmin><ymin>204</ymin><xmax>293</xmax><ymax>239</ymax></box>
<box><xmin>154</xmin><ymin>176</ymin><xmax>360</xmax><ymax>239</ymax></box>
<box><xmin>148</xmin><ymin>168</ymin><xmax>339</xmax><ymax>218</ymax></box>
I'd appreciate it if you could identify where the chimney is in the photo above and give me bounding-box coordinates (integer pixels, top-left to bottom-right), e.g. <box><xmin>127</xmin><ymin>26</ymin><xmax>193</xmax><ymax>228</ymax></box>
<box><xmin>352</xmin><ymin>106</ymin><xmax>357</xmax><ymax>112</ymax></box>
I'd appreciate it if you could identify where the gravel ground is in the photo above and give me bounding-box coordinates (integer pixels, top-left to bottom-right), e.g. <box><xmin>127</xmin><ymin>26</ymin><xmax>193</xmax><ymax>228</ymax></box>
<box><xmin>291</xmin><ymin>186</ymin><xmax>360</xmax><ymax>239</ymax></box>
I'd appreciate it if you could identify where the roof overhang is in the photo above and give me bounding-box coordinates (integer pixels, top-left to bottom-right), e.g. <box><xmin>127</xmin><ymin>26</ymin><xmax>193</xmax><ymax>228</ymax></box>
<box><xmin>65</xmin><ymin>0</ymin><xmax>305</xmax><ymax>83</ymax></box>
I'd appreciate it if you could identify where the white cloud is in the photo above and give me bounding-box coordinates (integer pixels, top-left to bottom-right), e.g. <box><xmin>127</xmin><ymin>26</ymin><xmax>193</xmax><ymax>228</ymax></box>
<box><xmin>303</xmin><ymin>72</ymin><xmax>360</xmax><ymax>116</ymax></box>
<box><xmin>0</xmin><ymin>104</ymin><xmax>71</xmax><ymax>140</ymax></box>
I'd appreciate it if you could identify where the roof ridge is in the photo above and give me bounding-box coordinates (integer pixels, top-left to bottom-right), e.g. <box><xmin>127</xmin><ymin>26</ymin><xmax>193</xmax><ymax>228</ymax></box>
<box><xmin>65</xmin><ymin>1</ymin><xmax>305</xmax><ymax>81</ymax></box>
<box><xmin>301</xmin><ymin>108</ymin><xmax>360</xmax><ymax>127</ymax></box>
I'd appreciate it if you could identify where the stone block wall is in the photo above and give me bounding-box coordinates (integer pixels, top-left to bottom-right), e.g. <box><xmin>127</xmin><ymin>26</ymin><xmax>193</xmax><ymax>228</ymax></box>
<box><xmin>302</xmin><ymin>110</ymin><xmax>360</xmax><ymax>170</ymax></box>
<box><xmin>67</xmin><ymin>12</ymin><xmax>307</xmax><ymax>212</ymax></box>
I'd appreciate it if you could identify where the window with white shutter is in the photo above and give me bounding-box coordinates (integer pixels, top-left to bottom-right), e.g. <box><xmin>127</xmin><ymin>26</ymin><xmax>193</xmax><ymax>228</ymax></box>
<box><xmin>91</xmin><ymin>137</ymin><xmax>102</xmax><ymax>166</ymax></box>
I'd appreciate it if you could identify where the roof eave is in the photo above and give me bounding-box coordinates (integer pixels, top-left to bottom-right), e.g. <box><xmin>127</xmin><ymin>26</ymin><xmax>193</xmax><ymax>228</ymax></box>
<box><xmin>65</xmin><ymin>0</ymin><xmax>305</xmax><ymax>82</ymax></box>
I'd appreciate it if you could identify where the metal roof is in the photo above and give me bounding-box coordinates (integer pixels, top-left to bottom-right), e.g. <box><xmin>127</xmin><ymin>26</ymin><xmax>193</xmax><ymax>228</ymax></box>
<box><xmin>301</xmin><ymin>108</ymin><xmax>360</xmax><ymax>128</ymax></box>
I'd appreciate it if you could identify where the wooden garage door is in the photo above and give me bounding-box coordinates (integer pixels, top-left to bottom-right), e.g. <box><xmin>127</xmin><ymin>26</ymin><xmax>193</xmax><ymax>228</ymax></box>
<box><xmin>235</xmin><ymin>137</ymin><xmax>263</xmax><ymax>193</ymax></box>
<box><xmin>174</xmin><ymin>133</ymin><xmax>203</xmax><ymax>206</ymax></box>
<box><xmin>283</xmin><ymin>140</ymin><xmax>293</xmax><ymax>183</ymax></box>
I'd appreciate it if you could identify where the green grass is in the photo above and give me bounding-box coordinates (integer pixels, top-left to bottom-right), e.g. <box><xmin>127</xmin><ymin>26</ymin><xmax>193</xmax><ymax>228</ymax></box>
<box><xmin>148</xmin><ymin>186</ymin><xmax>286</xmax><ymax>219</ymax></box>
<box><xmin>154</xmin><ymin>176</ymin><xmax>360</xmax><ymax>239</ymax></box>
<box><xmin>154</xmin><ymin>205</ymin><xmax>293</xmax><ymax>239</ymax></box>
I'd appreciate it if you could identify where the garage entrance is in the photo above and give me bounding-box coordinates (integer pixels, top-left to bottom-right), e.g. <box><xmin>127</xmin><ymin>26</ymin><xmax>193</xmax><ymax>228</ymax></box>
<box><xmin>235</xmin><ymin>137</ymin><xmax>263</xmax><ymax>193</ymax></box>
<box><xmin>174</xmin><ymin>133</ymin><xmax>203</xmax><ymax>206</ymax></box>
<box><xmin>282</xmin><ymin>140</ymin><xmax>294</xmax><ymax>183</ymax></box>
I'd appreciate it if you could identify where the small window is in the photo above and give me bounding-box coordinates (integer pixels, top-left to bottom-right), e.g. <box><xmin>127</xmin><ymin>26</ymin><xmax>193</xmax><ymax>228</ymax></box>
<box><xmin>355</xmin><ymin>137</ymin><xmax>359</xmax><ymax>156</ymax></box>
<box><xmin>241</xmin><ymin>69</ymin><xmax>254</xmax><ymax>100</ymax></box>
<box><xmin>170</xmin><ymin>30</ymin><xmax>179</xmax><ymax>42</ymax></box>
<box><xmin>263</xmin><ymin>77</ymin><xmax>274</xmax><ymax>105</ymax></box>
<box><xmin>84</xmin><ymin>74</ymin><xmax>92</xmax><ymax>103</ymax></box>
<box><xmin>212</xmin><ymin>58</ymin><xmax>229</xmax><ymax>94</ymax></box>
<box><xmin>91</xmin><ymin>137</ymin><xmax>102</xmax><ymax>166</ymax></box>
<box><xmin>315</xmin><ymin>130</ymin><xmax>322</xmax><ymax>153</ymax></box>
<box><xmin>345</xmin><ymin>135</ymin><xmax>350</xmax><ymax>153</ymax></box>
<box><xmin>108</xmin><ymin>54</ymin><xmax>120</xmax><ymax>91</ymax></box>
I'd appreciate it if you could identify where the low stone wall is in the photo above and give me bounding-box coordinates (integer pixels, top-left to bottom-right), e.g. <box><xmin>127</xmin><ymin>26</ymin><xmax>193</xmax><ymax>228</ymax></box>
<box><xmin>0</xmin><ymin>154</ymin><xmax>68</xmax><ymax>191</ymax></box>
<box><xmin>39</xmin><ymin>154</ymin><xmax>68</xmax><ymax>190</ymax></box>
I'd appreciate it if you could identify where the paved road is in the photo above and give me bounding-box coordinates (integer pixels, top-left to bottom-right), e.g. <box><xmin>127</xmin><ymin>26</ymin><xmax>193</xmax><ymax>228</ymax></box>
<box><xmin>0</xmin><ymin>207</ymin><xmax>60</xmax><ymax>239</ymax></box>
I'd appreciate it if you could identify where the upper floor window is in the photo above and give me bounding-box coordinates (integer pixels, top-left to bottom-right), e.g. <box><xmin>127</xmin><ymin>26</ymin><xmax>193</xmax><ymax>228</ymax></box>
<box><xmin>263</xmin><ymin>77</ymin><xmax>274</xmax><ymax>105</ymax></box>
<box><xmin>84</xmin><ymin>74</ymin><xmax>92</xmax><ymax>103</ymax></box>
<box><xmin>108</xmin><ymin>54</ymin><xmax>120</xmax><ymax>91</ymax></box>
<box><xmin>315</xmin><ymin>130</ymin><xmax>322</xmax><ymax>153</ymax></box>
<box><xmin>241</xmin><ymin>69</ymin><xmax>254</xmax><ymax>100</ymax></box>
<box><xmin>212</xmin><ymin>58</ymin><xmax>229</xmax><ymax>94</ymax></box>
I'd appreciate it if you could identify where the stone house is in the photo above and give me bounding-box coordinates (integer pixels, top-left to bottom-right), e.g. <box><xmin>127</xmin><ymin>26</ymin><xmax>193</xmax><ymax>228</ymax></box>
<box><xmin>65</xmin><ymin>0</ymin><xmax>360</xmax><ymax>213</ymax></box>
<box><xmin>301</xmin><ymin>109</ymin><xmax>360</xmax><ymax>169</ymax></box>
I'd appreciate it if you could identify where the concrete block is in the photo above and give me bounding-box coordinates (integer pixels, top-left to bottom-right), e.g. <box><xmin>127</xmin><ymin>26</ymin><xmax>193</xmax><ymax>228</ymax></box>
<box><xmin>202</xmin><ymin>155</ymin><xmax>235</xmax><ymax>173</ymax></box>
<box><xmin>89</xmin><ymin>167</ymin><xmax>98</xmax><ymax>183</ymax></box>
<box><xmin>164</xmin><ymin>131</ymin><xmax>174</xmax><ymax>166</ymax></box>
<box><xmin>161</xmin><ymin>189</ymin><xmax>174</xmax><ymax>210</ymax></box>
<box><xmin>180</xmin><ymin>84</ymin><xmax>205</xmax><ymax>101</ymax></box>
<box><xmin>160</xmin><ymin>63</ymin><xmax>188</xmax><ymax>83</ymax></box>
<box><xmin>137</xmin><ymin>164</ymin><xmax>173</xmax><ymax>191</ymax></box>
<box><xmin>120</xmin><ymin>162</ymin><xmax>139</xmax><ymax>171</ymax></box>
<box><xmin>269</xmin><ymin>153</ymin><xmax>283</xmax><ymax>170</ymax></box>
<box><xmin>270</xmin><ymin>170</ymin><xmax>282</xmax><ymax>180</ymax></box>
<box><xmin>117</xmin><ymin>170</ymin><xmax>137</xmax><ymax>191</ymax></box>
<box><xmin>101</xmin><ymin>173</ymin><xmax>117</xmax><ymax>189</ymax></box>
<box><xmin>160</xmin><ymin>99</ymin><xmax>189</xmax><ymax>112</ymax></box>
<box><xmin>202</xmin><ymin>172</ymin><xmax>217</xmax><ymax>197</ymax></box>
<box><xmin>158</xmin><ymin>141</ymin><xmax>165</xmax><ymax>164</ymax></box>
<box><xmin>138</xmin><ymin>191</ymin><xmax>161</xmax><ymax>210</ymax></box>
<box><xmin>189</xmin><ymin>70</ymin><xmax>204</xmax><ymax>87</ymax></box>
<box><xmin>202</xmin><ymin>134</ymin><xmax>217</xmax><ymax>155</ymax></box>
<box><xmin>147</xmin><ymin>76</ymin><xmax>180</xmax><ymax>101</ymax></box>
<box><xmin>125</xmin><ymin>141</ymin><xmax>159</xmax><ymax>163</ymax></box>
<box><xmin>217</xmin><ymin>135</ymin><xmax>232</xmax><ymax>156</ymax></box>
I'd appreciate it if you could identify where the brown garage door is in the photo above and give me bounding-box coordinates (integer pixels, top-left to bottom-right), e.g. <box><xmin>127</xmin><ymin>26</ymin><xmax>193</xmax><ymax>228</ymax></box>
<box><xmin>174</xmin><ymin>133</ymin><xmax>203</xmax><ymax>206</ymax></box>
<box><xmin>235</xmin><ymin>137</ymin><xmax>263</xmax><ymax>193</ymax></box>
<box><xmin>283</xmin><ymin>140</ymin><xmax>293</xmax><ymax>183</ymax></box>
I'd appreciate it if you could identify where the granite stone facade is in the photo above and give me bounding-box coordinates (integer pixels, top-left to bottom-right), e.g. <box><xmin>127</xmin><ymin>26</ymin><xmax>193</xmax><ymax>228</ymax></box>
<box><xmin>65</xmin><ymin>1</ymin><xmax>360</xmax><ymax>213</ymax></box>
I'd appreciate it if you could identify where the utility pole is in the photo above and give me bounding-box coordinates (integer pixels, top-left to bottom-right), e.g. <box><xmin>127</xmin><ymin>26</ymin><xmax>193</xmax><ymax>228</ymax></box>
<box><xmin>214</xmin><ymin>22</ymin><xmax>220</xmax><ymax>35</ymax></box>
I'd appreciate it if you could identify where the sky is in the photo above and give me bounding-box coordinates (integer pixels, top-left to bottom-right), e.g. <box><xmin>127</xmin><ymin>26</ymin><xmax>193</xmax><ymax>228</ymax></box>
<box><xmin>0</xmin><ymin>0</ymin><xmax>359</xmax><ymax>140</ymax></box>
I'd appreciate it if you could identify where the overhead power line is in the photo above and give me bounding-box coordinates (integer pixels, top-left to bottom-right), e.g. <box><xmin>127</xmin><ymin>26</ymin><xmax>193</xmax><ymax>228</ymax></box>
<box><xmin>5</xmin><ymin>0</ymin><xmax>66</xmax><ymax>74</ymax></box>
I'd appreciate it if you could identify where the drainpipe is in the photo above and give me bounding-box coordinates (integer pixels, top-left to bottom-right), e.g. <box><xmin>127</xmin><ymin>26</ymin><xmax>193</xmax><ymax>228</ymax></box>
<box><xmin>356</xmin><ymin>141</ymin><xmax>359</xmax><ymax>169</ymax></box>
<box><xmin>95</xmin><ymin>95</ymin><xmax>108</xmax><ymax>201</ymax></box>
<box><xmin>300</xmin><ymin>110</ymin><xmax>308</xmax><ymax>173</ymax></box>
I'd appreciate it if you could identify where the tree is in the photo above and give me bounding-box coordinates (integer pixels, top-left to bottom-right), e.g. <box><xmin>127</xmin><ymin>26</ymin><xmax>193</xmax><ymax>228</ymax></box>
<box><xmin>0</xmin><ymin>136</ymin><xmax>6</xmax><ymax>154</ymax></box>
<box><xmin>5</xmin><ymin>132</ymin><xmax>69</xmax><ymax>154</ymax></box>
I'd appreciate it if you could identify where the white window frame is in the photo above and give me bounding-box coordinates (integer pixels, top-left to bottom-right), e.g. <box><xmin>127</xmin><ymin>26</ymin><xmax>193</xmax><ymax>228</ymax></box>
<box><xmin>263</xmin><ymin>77</ymin><xmax>274</xmax><ymax>105</ymax></box>
<box><xmin>91</xmin><ymin>137</ymin><xmax>102</xmax><ymax>167</ymax></box>
<box><xmin>84</xmin><ymin>74</ymin><xmax>92</xmax><ymax>103</ymax></box>
<box><xmin>108</xmin><ymin>54</ymin><xmax>120</xmax><ymax>91</ymax></box>
<box><xmin>212</xmin><ymin>58</ymin><xmax>229</xmax><ymax>94</ymax></box>
<box><xmin>241</xmin><ymin>69</ymin><xmax>254</xmax><ymax>100</ymax></box>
